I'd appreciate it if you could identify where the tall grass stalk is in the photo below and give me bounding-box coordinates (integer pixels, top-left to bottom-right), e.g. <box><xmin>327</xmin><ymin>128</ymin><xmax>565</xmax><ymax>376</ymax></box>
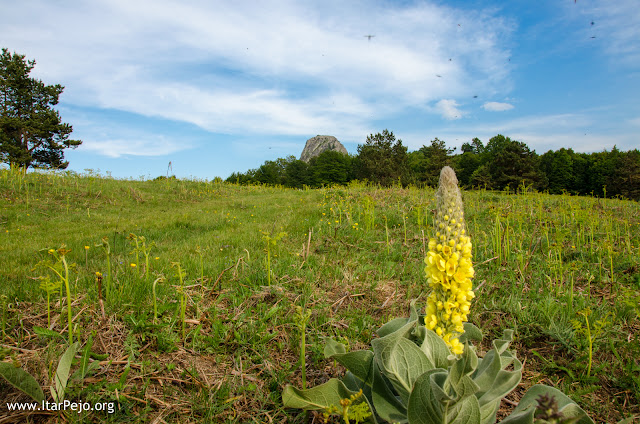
<box><xmin>294</xmin><ymin>305</ymin><xmax>312</xmax><ymax>389</ymax></box>
<box><xmin>172</xmin><ymin>262</ymin><xmax>187</xmax><ymax>341</ymax></box>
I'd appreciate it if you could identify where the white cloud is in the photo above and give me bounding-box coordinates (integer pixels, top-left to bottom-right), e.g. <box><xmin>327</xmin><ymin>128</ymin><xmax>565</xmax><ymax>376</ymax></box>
<box><xmin>482</xmin><ymin>102</ymin><xmax>514</xmax><ymax>112</ymax></box>
<box><xmin>80</xmin><ymin>137</ymin><xmax>189</xmax><ymax>158</ymax></box>
<box><xmin>435</xmin><ymin>99</ymin><xmax>463</xmax><ymax>120</ymax></box>
<box><xmin>0</xmin><ymin>0</ymin><xmax>514</xmax><ymax>154</ymax></box>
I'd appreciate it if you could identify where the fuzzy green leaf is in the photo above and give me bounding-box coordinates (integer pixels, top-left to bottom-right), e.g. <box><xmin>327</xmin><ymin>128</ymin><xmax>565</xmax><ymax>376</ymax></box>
<box><xmin>498</xmin><ymin>409</ymin><xmax>535</xmax><ymax>424</ymax></box>
<box><xmin>0</xmin><ymin>362</ymin><xmax>45</xmax><ymax>403</ymax></box>
<box><xmin>448</xmin><ymin>343</ymin><xmax>479</xmax><ymax>399</ymax></box>
<box><xmin>324</xmin><ymin>337</ymin><xmax>347</xmax><ymax>356</ymax></box>
<box><xmin>372</xmin><ymin>319</ymin><xmax>434</xmax><ymax>403</ymax></box>
<box><xmin>492</xmin><ymin>329</ymin><xmax>514</xmax><ymax>355</ymax></box>
<box><xmin>458</xmin><ymin>323</ymin><xmax>483</xmax><ymax>344</ymax></box>
<box><xmin>407</xmin><ymin>369</ymin><xmax>446</xmax><ymax>424</ymax></box>
<box><xmin>371</xmin><ymin>362</ymin><xmax>408</xmax><ymax>422</ymax></box>
<box><xmin>416</xmin><ymin>326</ymin><xmax>452</xmax><ymax>369</ymax></box>
<box><xmin>377</xmin><ymin>317</ymin><xmax>409</xmax><ymax>338</ymax></box>
<box><xmin>478</xmin><ymin>399</ymin><xmax>501</xmax><ymax>424</ymax></box>
<box><xmin>327</xmin><ymin>348</ymin><xmax>374</xmax><ymax>384</ymax></box>
<box><xmin>283</xmin><ymin>378</ymin><xmax>377</xmax><ymax>423</ymax></box>
<box><xmin>510</xmin><ymin>384</ymin><xmax>595</xmax><ymax>424</ymax></box>
<box><xmin>284</xmin><ymin>378</ymin><xmax>352</xmax><ymax>410</ymax></box>
<box><xmin>378</xmin><ymin>301</ymin><xmax>421</xmax><ymax>339</ymax></box>
<box><xmin>446</xmin><ymin>395</ymin><xmax>482</xmax><ymax>424</ymax></box>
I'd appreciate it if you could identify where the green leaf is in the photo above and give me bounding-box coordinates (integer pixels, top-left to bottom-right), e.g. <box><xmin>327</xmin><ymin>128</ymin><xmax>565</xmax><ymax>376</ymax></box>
<box><xmin>378</xmin><ymin>300</ymin><xmax>420</xmax><ymax>339</ymax></box>
<box><xmin>328</xmin><ymin>336</ymin><xmax>406</xmax><ymax>423</ymax></box>
<box><xmin>492</xmin><ymin>329</ymin><xmax>514</xmax><ymax>355</ymax></box>
<box><xmin>478</xmin><ymin>399</ymin><xmax>501</xmax><ymax>424</ymax></box>
<box><xmin>324</xmin><ymin>337</ymin><xmax>347</xmax><ymax>356</ymax></box>
<box><xmin>0</xmin><ymin>362</ymin><xmax>45</xmax><ymax>403</ymax></box>
<box><xmin>324</xmin><ymin>339</ymin><xmax>374</xmax><ymax>386</ymax></box>
<box><xmin>458</xmin><ymin>323</ymin><xmax>482</xmax><ymax>344</ymax></box>
<box><xmin>448</xmin><ymin>343</ymin><xmax>479</xmax><ymax>399</ymax></box>
<box><xmin>416</xmin><ymin>326</ymin><xmax>452</xmax><ymax>369</ymax></box>
<box><xmin>407</xmin><ymin>369</ymin><xmax>446</xmax><ymax>424</ymax></box>
<box><xmin>50</xmin><ymin>342</ymin><xmax>78</xmax><ymax>403</ymax></box>
<box><xmin>283</xmin><ymin>378</ymin><xmax>377</xmax><ymax>422</ymax></box>
<box><xmin>476</xmin><ymin>354</ymin><xmax>522</xmax><ymax>409</ymax></box>
<box><xmin>498</xmin><ymin>409</ymin><xmax>535</xmax><ymax>424</ymax></box>
<box><xmin>473</xmin><ymin>348</ymin><xmax>522</xmax><ymax>406</ymax></box>
<box><xmin>372</xmin><ymin>319</ymin><xmax>434</xmax><ymax>403</ymax></box>
<box><xmin>343</xmin><ymin>371</ymin><xmax>367</xmax><ymax>393</ymax></box>
<box><xmin>283</xmin><ymin>378</ymin><xmax>355</xmax><ymax>410</ymax></box>
<box><xmin>371</xmin><ymin>362</ymin><xmax>408</xmax><ymax>423</ymax></box>
<box><xmin>408</xmin><ymin>300</ymin><xmax>420</xmax><ymax>323</ymax></box>
<box><xmin>446</xmin><ymin>395</ymin><xmax>482</xmax><ymax>424</ymax></box>
<box><xmin>336</xmin><ymin>351</ymin><xmax>375</xmax><ymax>383</ymax></box>
<box><xmin>511</xmin><ymin>384</ymin><xmax>595</xmax><ymax>424</ymax></box>
<box><xmin>378</xmin><ymin>317</ymin><xmax>410</xmax><ymax>338</ymax></box>
<box><xmin>472</xmin><ymin>333</ymin><xmax>522</xmax><ymax>424</ymax></box>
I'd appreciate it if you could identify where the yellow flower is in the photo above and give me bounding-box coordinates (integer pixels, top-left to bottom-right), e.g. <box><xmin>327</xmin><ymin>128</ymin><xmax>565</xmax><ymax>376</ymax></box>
<box><xmin>445</xmin><ymin>254</ymin><xmax>458</xmax><ymax>276</ymax></box>
<box><xmin>424</xmin><ymin>166</ymin><xmax>474</xmax><ymax>355</ymax></box>
<box><xmin>449</xmin><ymin>337</ymin><xmax>464</xmax><ymax>355</ymax></box>
<box><xmin>130</xmin><ymin>263</ymin><xmax>136</xmax><ymax>268</ymax></box>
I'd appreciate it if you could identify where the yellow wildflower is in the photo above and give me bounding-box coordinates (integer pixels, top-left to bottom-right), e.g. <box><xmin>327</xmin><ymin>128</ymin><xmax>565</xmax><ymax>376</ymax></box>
<box><xmin>424</xmin><ymin>166</ymin><xmax>474</xmax><ymax>355</ymax></box>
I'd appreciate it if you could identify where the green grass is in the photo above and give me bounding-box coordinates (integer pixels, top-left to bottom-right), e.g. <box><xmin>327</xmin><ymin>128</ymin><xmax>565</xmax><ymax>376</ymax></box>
<box><xmin>1</xmin><ymin>168</ymin><xmax>639</xmax><ymax>423</ymax></box>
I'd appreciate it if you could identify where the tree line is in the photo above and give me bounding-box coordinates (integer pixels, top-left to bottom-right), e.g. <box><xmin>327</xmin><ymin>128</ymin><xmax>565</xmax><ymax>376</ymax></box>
<box><xmin>2</xmin><ymin>48</ymin><xmax>637</xmax><ymax>200</ymax></box>
<box><xmin>227</xmin><ymin>130</ymin><xmax>640</xmax><ymax>200</ymax></box>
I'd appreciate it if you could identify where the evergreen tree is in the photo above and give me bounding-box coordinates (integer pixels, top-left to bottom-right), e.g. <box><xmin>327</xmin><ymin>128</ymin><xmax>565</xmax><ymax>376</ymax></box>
<box><xmin>419</xmin><ymin>137</ymin><xmax>455</xmax><ymax>186</ymax></box>
<box><xmin>283</xmin><ymin>159</ymin><xmax>310</xmax><ymax>188</ymax></box>
<box><xmin>254</xmin><ymin>160</ymin><xmax>284</xmax><ymax>185</ymax></box>
<box><xmin>0</xmin><ymin>48</ymin><xmax>81</xmax><ymax>169</ymax></box>
<box><xmin>484</xmin><ymin>134</ymin><xmax>542</xmax><ymax>190</ymax></box>
<box><xmin>539</xmin><ymin>148</ymin><xmax>575</xmax><ymax>194</ymax></box>
<box><xmin>309</xmin><ymin>150</ymin><xmax>352</xmax><ymax>187</ymax></box>
<box><xmin>354</xmin><ymin>129</ymin><xmax>408</xmax><ymax>186</ymax></box>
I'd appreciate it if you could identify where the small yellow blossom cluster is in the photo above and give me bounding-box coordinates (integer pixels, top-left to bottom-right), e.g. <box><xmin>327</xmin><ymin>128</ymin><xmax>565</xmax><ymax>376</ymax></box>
<box><xmin>424</xmin><ymin>167</ymin><xmax>475</xmax><ymax>355</ymax></box>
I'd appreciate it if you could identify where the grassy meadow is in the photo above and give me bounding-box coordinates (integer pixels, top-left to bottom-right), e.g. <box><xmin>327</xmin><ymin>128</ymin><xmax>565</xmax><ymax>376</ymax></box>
<box><xmin>1</xmin><ymin>168</ymin><xmax>639</xmax><ymax>423</ymax></box>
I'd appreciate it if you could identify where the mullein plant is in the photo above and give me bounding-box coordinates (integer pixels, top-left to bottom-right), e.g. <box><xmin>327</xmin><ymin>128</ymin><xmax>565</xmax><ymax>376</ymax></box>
<box><xmin>424</xmin><ymin>166</ymin><xmax>474</xmax><ymax>355</ymax></box>
<box><xmin>284</xmin><ymin>167</ymin><xmax>595</xmax><ymax>424</ymax></box>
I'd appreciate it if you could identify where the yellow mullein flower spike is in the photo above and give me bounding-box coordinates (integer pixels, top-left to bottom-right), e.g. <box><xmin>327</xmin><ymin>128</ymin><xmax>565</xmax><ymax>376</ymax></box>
<box><xmin>424</xmin><ymin>166</ymin><xmax>474</xmax><ymax>355</ymax></box>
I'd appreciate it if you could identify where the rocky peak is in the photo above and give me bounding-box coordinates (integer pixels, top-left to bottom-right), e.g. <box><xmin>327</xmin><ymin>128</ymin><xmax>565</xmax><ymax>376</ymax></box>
<box><xmin>300</xmin><ymin>135</ymin><xmax>348</xmax><ymax>163</ymax></box>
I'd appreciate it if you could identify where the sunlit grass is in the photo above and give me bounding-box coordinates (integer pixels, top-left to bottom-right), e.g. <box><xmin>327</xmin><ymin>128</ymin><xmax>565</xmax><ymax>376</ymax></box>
<box><xmin>0</xmin><ymin>168</ymin><xmax>639</xmax><ymax>422</ymax></box>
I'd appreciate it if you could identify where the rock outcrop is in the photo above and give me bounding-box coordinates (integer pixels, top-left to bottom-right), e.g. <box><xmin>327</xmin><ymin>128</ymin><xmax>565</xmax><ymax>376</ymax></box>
<box><xmin>300</xmin><ymin>135</ymin><xmax>348</xmax><ymax>163</ymax></box>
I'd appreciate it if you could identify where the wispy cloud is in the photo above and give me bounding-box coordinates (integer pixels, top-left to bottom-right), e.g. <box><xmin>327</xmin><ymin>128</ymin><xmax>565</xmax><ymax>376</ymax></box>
<box><xmin>482</xmin><ymin>102</ymin><xmax>514</xmax><ymax>112</ymax></box>
<box><xmin>581</xmin><ymin>0</ymin><xmax>640</xmax><ymax>67</ymax></box>
<box><xmin>435</xmin><ymin>99</ymin><xmax>463</xmax><ymax>120</ymax></box>
<box><xmin>80</xmin><ymin>137</ymin><xmax>189</xmax><ymax>158</ymax></box>
<box><xmin>0</xmin><ymin>0</ymin><xmax>514</xmax><ymax>157</ymax></box>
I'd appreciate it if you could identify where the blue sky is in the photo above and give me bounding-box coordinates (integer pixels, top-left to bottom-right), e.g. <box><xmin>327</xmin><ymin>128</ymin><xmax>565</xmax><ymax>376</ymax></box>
<box><xmin>1</xmin><ymin>0</ymin><xmax>638</xmax><ymax>180</ymax></box>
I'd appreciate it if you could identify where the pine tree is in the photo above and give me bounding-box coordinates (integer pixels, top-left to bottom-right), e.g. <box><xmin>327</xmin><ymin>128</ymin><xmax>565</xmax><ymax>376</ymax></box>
<box><xmin>0</xmin><ymin>48</ymin><xmax>81</xmax><ymax>169</ymax></box>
